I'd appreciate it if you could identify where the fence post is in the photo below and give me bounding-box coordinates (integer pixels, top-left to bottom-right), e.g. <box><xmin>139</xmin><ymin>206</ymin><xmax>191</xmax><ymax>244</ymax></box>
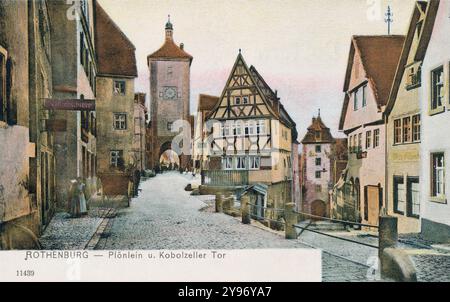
<box><xmin>284</xmin><ymin>203</ymin><xmax>297</xmax><ymax>239</ymax></box>
<box><xmin>241</xmin><ymin>195</ymin><xmax>251</xmax><ymax>224</ymax></box>
<box><xmin>379</xmin><ymin>215</ymin><xmax>398</xmax><ymax>276</ymax></box>
<box><xmin>215</xmin><ymin>193</ymin><xmax>223</xmax><ymax>213</ymax></box>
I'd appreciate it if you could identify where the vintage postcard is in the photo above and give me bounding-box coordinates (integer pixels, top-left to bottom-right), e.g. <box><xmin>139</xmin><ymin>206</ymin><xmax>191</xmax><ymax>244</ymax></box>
<box><xmin>0</xmin><ymin>0</ymin><xmax>449</xmax><ymax>286</ymax></box>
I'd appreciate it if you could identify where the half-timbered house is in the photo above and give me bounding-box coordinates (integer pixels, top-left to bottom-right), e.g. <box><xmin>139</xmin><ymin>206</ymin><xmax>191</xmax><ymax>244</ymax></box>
<box><xmin>201</xmin><ymin>52</ymin><xmax>298</xmax><ymax>215</ymax></box>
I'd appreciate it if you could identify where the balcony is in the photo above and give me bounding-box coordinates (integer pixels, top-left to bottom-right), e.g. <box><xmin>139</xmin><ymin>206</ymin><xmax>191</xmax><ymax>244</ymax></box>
<box><xmin>201</xmin><ymin>170</ymin><xmax>249</xmax><ymax>187</ymax></box>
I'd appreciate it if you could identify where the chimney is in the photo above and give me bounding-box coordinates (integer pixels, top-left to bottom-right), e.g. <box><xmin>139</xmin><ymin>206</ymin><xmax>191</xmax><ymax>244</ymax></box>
<box><xmin>180</xmin><ymin>43</ymin><xmax>184</xmax><ymax>50</ymax></box>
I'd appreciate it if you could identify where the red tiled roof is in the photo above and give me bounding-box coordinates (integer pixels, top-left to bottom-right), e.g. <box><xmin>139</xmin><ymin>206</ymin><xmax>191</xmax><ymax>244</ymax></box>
<box><xmin>198</xmin><ymin>94</ymin><xmax>219</xmax><ymax>112</ymax></box>
<box><xmin>147</xmin><ymin>39</ymin><xmax>193</xmax><ymax>62</ymax></box>
<box><xmin>301</xmin><ymin>116</ymin><xmax>334</xmax><ymax>144</ymax></box>
<box><xmin>95</xmin><ymin>2</ymin><xmax>137</xmax><ymax>77</ymax></box>
<box><xmin>347</xmin><ymin>35</ymin><xmax>405</xmax><ymax>107</ymax></box>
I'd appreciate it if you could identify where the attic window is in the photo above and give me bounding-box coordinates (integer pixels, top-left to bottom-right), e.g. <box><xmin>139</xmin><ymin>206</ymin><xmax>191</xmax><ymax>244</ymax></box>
<box><xmin>406</xmin><ymin>66</ymin><xmax>421</xmax><ymax>90</ymax></box>
<box><xmin>315</xmin><ymin>131</ymin><xmax>321</xmax><ymax>140</ymax></box>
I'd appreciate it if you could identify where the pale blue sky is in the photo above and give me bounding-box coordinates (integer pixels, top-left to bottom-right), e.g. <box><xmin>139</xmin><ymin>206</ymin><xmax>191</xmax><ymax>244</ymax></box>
<box><xmin>99</xmin><ymin>0</ymin><xmax>417</xmax><ymax>139</ymax></box>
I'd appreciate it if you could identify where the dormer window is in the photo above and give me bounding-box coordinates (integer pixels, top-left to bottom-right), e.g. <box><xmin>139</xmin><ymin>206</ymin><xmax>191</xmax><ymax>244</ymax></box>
<box><xmin>406</xmin><ymin>65</ymin><xmax>421</xmax><ymax>90</ymax></box>
<box><xmin>315</xmin><ymin>131</ymin><xmax>321</xmax><ymax>140</ymax></box>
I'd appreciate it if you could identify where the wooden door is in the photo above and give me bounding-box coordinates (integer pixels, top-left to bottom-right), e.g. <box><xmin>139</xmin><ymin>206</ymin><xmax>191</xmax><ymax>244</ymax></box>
<box><xmin>364</xmin><ymin>185</ymin><xmax>382</xmax><ymax>226</ymax></box>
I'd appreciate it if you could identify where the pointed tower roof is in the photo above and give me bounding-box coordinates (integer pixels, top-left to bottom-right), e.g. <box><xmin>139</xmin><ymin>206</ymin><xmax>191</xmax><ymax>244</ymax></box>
<box><xmin>301</xmin><ymin>114</ymin><xmax>334</xmax><ymax>144</ymax></box>
<box><xmin>147</xmin><ymin>16</ymin><xmax>193</xmax><ymax>63</ymax></box>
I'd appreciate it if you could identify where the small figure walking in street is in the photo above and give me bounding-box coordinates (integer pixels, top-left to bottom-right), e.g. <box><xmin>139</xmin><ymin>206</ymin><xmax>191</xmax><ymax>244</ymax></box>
<box><xmin>68</xmin><ymin>178</ymin><xmax>88</xmax><ymax>218</ymax></box>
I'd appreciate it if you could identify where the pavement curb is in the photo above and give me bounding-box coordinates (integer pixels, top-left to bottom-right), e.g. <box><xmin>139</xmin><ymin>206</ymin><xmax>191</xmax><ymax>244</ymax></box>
<box><xmin>84</xmin><ymin>208</ymin><xmax>116</xmax><ymax>250</ymax></box>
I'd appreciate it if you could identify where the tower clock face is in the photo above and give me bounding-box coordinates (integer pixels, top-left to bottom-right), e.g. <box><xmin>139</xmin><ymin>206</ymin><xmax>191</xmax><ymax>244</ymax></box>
<box><xmin>163</xmin><ymin>87</ymin><xmax>177</xmax><ymax>100</ymax></box>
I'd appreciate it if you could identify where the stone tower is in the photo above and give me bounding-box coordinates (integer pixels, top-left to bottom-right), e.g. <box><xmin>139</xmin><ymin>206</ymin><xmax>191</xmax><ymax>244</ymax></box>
<box><xmin>300</xmin><ymin>113</ymin><xmax>335</xmax><ymax>217</ymax></box>
<box><xmin>147</xmin><ymin>16</ymin><xmax>193</xmax><ymax>170</ymax></box>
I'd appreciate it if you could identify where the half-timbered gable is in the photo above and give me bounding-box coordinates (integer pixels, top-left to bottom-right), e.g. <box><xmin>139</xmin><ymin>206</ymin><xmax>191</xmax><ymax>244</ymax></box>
<box><xmin>209</xmin><ymin>53</ymin><xmax>275</xmax><ymax>121</ymax></box>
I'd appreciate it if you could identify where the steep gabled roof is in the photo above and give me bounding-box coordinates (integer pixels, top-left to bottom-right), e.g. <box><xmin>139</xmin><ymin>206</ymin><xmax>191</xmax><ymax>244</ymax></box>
<box><xmin>95</xmin><ymin>2</ymin><xmax>137</xmax><ymax>77</ymax></box>
<box><xmin>207</xmin><ymin>53</ymin><xmax>297</xmax><ymax>137</ymax></box>
<box><xmin>249</xmin><ymin>66</ymin><xmax>278</xmax><ymax>104</ymax></box>
<box><xmin>385</xmin><ymin>0</ymin><xmax>440</xmax><ymax>117</ymax></box>
<box><xmin>301</xmin><ymin>116</ymin><xmax>334</xmax><ymax>144</ymax></box>
<box><xmin>197</xmin><ymin>94</ymin><xmax>220</xmax><ymax>112</ymax></box>
<box><xmin>339</xmin><ymin>35</ymin><xmax>405</xmax><ymax>130</ymax></box>
<box><xmin>147</xmin><ymin>38</ymin><xmax>193</xmax><ymax>63</ymax></box>
<box><xmin>344</xmin><ymin>35</ymin><xmax>405</xmax><ymax>106</ymax></box>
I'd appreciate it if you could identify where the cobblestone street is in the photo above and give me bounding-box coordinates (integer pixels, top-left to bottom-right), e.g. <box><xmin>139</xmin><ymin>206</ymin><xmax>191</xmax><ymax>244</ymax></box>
<box><xmin>93</xmin><ymin>172</ymin><xmax>371</xmax><ymax>282</ymax></box>
<box><xmin>40</xmin><ymin>172</ymin><xmax>450</xmax><ymax>282</ymax></box>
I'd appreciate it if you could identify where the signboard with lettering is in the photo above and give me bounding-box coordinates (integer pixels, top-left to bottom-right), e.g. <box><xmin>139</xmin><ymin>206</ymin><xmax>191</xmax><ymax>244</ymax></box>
<box><xmin>44</xmin><ymin>99</ymin><xmax>95</xmax><ymax>111</ymax></box>
<box><xmin>46</xmin><ymin>119</ymin><xmax>67</xmax><ymax>132</ymax></box>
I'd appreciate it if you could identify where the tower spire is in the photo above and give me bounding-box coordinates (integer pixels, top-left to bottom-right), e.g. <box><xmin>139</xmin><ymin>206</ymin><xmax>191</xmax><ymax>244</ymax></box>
<box><xmin>385</xmin><ymin>5</ymin><xmax>394</xmax><ymax>35</ymax></box>
<box><xmin>165</xmin><ymin>14</ymin><xmax>173</xmax><ymax>40</ymax></box>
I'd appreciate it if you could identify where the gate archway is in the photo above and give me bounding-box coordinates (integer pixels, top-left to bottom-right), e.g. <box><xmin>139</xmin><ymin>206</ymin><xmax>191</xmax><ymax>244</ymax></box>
<box><xmin>159</xmin><ymin>141</ymin><xmax>180</xmax><ymax>170</ymax></box>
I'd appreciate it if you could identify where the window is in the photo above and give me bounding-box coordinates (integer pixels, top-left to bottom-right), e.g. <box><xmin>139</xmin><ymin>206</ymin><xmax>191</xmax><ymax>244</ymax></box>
<box><xmin>113</xmin><ymin>113</ymin><xmax>127</xmax><ymax>130</ymax></box>
<box><xmin>412</xmin><ymin>114</ymin><xmax>421</xmax><ymax>142</ymax></box>
<box><xmin>315</xmin><ymin>171</ymin><xmax>322</xmax><ymax>179</ymax></box>
<box><xmin>256</xmin><ymin>120</ymin><xmax>265</xmax><ymax>135</ymax></box>
<box><xmin>222</xmin><ymin>123</ymin><xmax>230</xmax><ymax>136</ymax></box>
<box><xmin>403</xmin><ymin>117</ymin><xmax>411</xmax><ymax>143</ymax></box>
<box><xmin>358</xmin><ymin>133</ymin><xmax>362</xmax><ymax>149</ymax></box>
<box><xmin>235</xmin><ymin>97</ymin><xmax>241</xmax><ymax>105</ymax></box>
<box><xmin>236</xmin><ymin>156</ymin><xmax>247</xmax><ymax>170</ymax></box>
<box><xmin>353</xmin><ymin>90</ymin><xmax>358</xmax><ymax>111</ymax></box>
<box><xmin>407</xmin><ymin>177</ymin><xmax>420</xmax><ymax>218</ymax></box>
<box><xmin>110</xmin><ymin>150</ymin><xmax>124</xmax><ymax>168</ymax></box>
<box><xmin>315</xmin><ymin>131</ymin><xmax>321</xmax><ymax>140</ymax></box>
<box><xmin>366</xmin><ymin>131</ymin><xmax>372</xmax><ymax>149</ymax></box>
<box><xmin>249</xmin><ymin>156</ymin><xmax>260</xmax><ymax>170</ymax></box>
<box><xmin>80</xmin><ymin>32</ymin><xmax>85</xmax><ymax>66</ymax></box>
<box><xmin>362</xmin><ymin>85</ymin><xmax>367</xmax><ymax>107</ymax></box>
<box><xmin>167</xmin><ymin>66</ymin><xmax>173</xmax><ymax>78</ymax></box>
<box><xmin>374</xmin><ymin>129</ymin><xmax>380</xmax><ymax>148</ymax></box>
<box><xmin>235</xmin><ymin>121</ymin><xmax>242</xmax><ymax>136</ymax></box>
<box><xmin>315</xmin><ymin>185</ymin><xmax>322</xmax><ymax>193</ymax></box>
<box><xmin>243</xmin><ymin>96</ymin><xmax>249</xmax><ymax>104</ymax></box>
<box><xmin>222</xmin><ymin>157</ymin><xmax>233</xmax><ymax>170</ymax></box>
<box><xmin>394</xmin><ymin>119</ymin><xmax>402</xmax><ymax>144</ymax></box>
<box><xmin>0</xmin><ymin>46</ymin><xmax>6</xmax><ymax>122</ymax></box>
<box><xmin>393</xmin><ymin>176</ymin><xmax>406</xmax><ymax>215</ymax></box>
<box><xmin>113</xmin><ymin>80</ymin><xmax>126</xmax><ymax>95</ymax></box>
<box><xmin>315</xmin><ymin>145</ymin><xmax>321</xmax><ymax>153</ymax></box>
<box><xmin>431</xmin><ymin>153</ymin><xmax>445</xmax><ymax>198</ymax></box>
<box><xmin>167</xmin><ymin>122</ymin><xmax>173</xmax><ymax>131</ymax></box>
<box><xmin>431</xmin><ymin>66</ymin><xmax>444</xmax><ymax>112</ymax></box>
<box><xmin>315</xmin><ymin>158</ymin><xmax>321</xmax><ymax>166</ymax></box>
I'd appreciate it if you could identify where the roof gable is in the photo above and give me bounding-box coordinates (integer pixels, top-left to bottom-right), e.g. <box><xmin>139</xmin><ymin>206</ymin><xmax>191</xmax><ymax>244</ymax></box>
<box><xmin>95</xmin><ymin>2</ymin><xmax>137</xmax><ymax>77</ymax></box>
<box><xmin>385</xmin><ymin>1</ymin><xmax>439</xmax><ymax>117</ymax></box>
<box><xmin>339</xmin><ymin>35</ymin><xmax>405</xmax><ymax>129</ymax></box>
<box><xmin>301</xmin><ymin>116</ymin><xmax>334</xmax><ymax>144</ymax></box>
<box><xmin>207</xmin><ymin>53</ymin><xmax>278</xmax><ymax>120</ymax></box>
